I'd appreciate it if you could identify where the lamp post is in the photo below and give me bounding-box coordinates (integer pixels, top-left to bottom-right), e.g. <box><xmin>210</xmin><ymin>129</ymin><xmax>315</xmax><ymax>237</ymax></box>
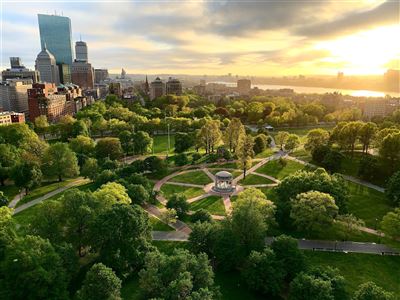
<box><xmin>167</xmin><ymin>123</ymin><xmax>170</xmax><ymax>158</ymax></box>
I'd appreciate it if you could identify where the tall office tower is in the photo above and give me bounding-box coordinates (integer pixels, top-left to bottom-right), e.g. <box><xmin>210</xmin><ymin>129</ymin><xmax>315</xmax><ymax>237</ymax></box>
<box><xmin>75</xmin><ymin>41</ymin><xmax>88</xmax><ymax>62</ymax></box>
<box><xmin>57</xmin><ymin>63</ymin><xmax>72</xmax><ymax>84</ymax></box>
<box><xmin>2</xmin><ymin>57</ymin><xmax>40</xmax><ymax>83</ymax></box>
<box><xmin>38</xmin><ymin>14</ymin><xmax>74</xmax><ymax>66</ymax></box>
<box><xmin>150</xmin><ymin>77</ymin><xmax>165</xmax><ymax>100</ymax></box>
<box><xmin>0</xmin><ymin>79</ymin><xmax>32</xmax><ymax>113</ymax></box>
<box><xmin>166</xmin><ymin>77</ymin><xmax>182</xmax><ymax>95</ymax></box>
<box><xmin>35</xmin><ymin>46</ymin><xmax>60</xmax><ymax>85</ymax></box>
<box><xmin>94</xmin><ymin>69</ymin><xmax>109</xmax><ymax>83</ymax></box>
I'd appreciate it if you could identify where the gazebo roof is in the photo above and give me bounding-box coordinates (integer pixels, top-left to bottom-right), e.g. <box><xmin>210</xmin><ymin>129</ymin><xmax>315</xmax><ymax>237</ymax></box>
<box><xmin>215</xmin><ymin>170</ymin><xmax>233</xmax><ymax>179</ymax></box>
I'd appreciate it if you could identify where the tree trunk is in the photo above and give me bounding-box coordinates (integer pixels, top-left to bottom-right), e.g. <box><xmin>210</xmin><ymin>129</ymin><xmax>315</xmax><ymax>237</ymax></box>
<box><xmin>58</xmin><ymin>174</ymin><xmax>62</xmax><ymax>182</ymax></box>
<box><xmin>243</xmin><ymin>168</ymin><xmax>246</xmax><ymax>179</ymax></box>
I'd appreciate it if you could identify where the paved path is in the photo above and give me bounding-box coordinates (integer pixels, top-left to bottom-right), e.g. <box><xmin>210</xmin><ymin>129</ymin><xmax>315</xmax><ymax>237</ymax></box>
<box><xmin>187</xmin><ymin>193</ymin><xmax>211</xmax><ymax>204</ymax></box>
<box><xmin>13</xmin><ymin>178</ymin><xmax>90</xmax><ymax>214</ymax></box>
<box><xmin>150</xmin><ymin>233</ymin><xmax>399</xmax><ymax>255</ymax></box>
<box><xmin>202</xmin><ymin>168</ymin><xmax>216</xmax><ymax>181</ymax></box>
<box><xmin>145</xmin><ymin>204</ymin><xmax>192</xmax><ymax>234</ymax></box>
<box><xmin>222</xmin><ymin>194</ymin><xmax>232</xmax><ymax>213</ymax></box>
<box><xmin>8</xmin><ymin>190</ymin><xmax>24</xmax><ymax>209</ymax></box>
<box><xmin>252</xmin><ymin>171</ymin><xmax>281</xmax><ymax>183</ymax></box>
<box><xmin>164</xmin><ymin>181</ymin><xmax>204</xmax><ymax>189</ymax></box>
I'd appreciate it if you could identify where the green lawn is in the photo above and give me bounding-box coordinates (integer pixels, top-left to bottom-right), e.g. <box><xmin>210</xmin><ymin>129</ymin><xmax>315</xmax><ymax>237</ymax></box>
<box><xmin>258</xmin><ymin>187</ymin><xmax>279</xmax><ymax>203</ymax></box>
<box><xmin>255</xmin><ymin>147</ymin><xmax>274</xmax><ymax>158</ymax></box>
<box><xmin>160</xmin><ymin>184</ymin><xmax>204</xmax><ymax>200</ymax></box>
<box><xmin>255</xmin><ymin>159</ymin><xmax>308</xmax><ymax>179</ymax></box>
<box><xmin>0</xmin><ymin>185</ymin><xmax>19</xmax><ymax>202</ymax></box>
<box><xmin>16</xmin><ymin>179</ymin><xmax>76</xmax><ymax>207</ymax></box>
<box><xmin>170</xmin><ymin>171</ymin><xmax>212</xmax><ymax>185</ymax></box>
<box><xmin>190</xmin><ymin>196</ymin><xmax>226</xmax><ymax>215</ymax></box>
<box><xmin>209</xmin><ymin>168</ymin><xmax>242</xmax><ymax>178</ymax></box>
<box><xmin>346</xmin><ymin>181</ymin><xmax>393</xmax><ymax>228</ymax></box>
<box><xmin>149</xmin><ymin>216</ymin><xmax>174</xmax><ymax>231</ymax></box>
<box><xmin>153</xmin><ymin>135</ymin><xmax>175</xmax><ymax>154</ymax></box>
<box><xmin>304</xmin><ymin>251</ymin><xmax>400</xmax><ymax>296</ymax></box>
<box><xmin>239</xmin><ymin>174</ymin><xmax>275</xmax><ymax>185</ymax></box>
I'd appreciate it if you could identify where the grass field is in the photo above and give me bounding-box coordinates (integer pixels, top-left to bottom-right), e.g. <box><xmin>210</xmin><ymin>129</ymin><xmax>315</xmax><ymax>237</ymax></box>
<box><xmin>238</xmin><ymin>174</ymin><xmax>275</xmax><ymax>185</ymax></box>
<box><xmin>346</xmin><ymin>181</ymin><xmax>393</xmax><ymax>228</ymax></box>
<box><xmin>208</xmin><ymin>169</ymin><xmax>242</xmax><ymax>178</ymax></box>
<box><xmin>0</xmin><ymin>185</ymin><xmax>19</xmax><ymax>202</ymax></box>
<box><xmin>153</xmin><ymin>135</ymin><xmax>175</xmax><ymax>155</ymax></box>
<box><xmin>16</xmin><ymin>179</ymin><xmax>76</xmax><ymax>207</ymax></box>
<box><xmin>149</xmin><ymin>216</ymin><xmax>174</xmax><ymax>231</ymax></box>
<box><xmin>304</xmin><ymin>251</ymin><xmax>400</xmax><ymax>295</ymax></box>
<box><xmin>256</xmin><ymin>159</ymin><xmax>307</xmax><ymax>179</ymax></box>
<box><xmin>190</xmin><ymin>195</ymin><xmax>226</xmax><ymax>215</ymax></box>
<box><xmin>255</xmin><ymin>147</ymin><xmax>275</xmax><ymax>158</ymax></box>
<box><xmin>170</xmin><ymin>170</ymin><xmax>212</xmax><ymax>185</ymax></box>
<box><xmin>160</xmin><ymin>184</ymin><xmax>204</xmax><ymax>200</ymax></box>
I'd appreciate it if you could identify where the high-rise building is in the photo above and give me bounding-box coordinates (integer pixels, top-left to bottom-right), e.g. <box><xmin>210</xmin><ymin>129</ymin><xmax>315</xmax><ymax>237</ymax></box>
<box><xmin>166</xmin><ymin>77</ymin><xmax>182</xmax><ymax>95</ymax></box>
<box><xmin>75</xmin><ymin>40</ymin><xmax>88</xmax><ymax>62</ymax></box>
<box><xmin>38</xmin><ymin>14</ymin><xmax>74</xmax><ymax>66</ymax></box>
<box><xmin>57</xmin><ymin>63</ymin><xmax>71</xmax><ymax>84</ymax></box>
<box><xmin>0</xmin><ymin>79</ymin><xmax>32</xmax><ymax>113</ymax></box>
<box><xmin>94</xmin><ymin>69</ymin><xmax>109</xmax><ymax>83</ymax></box>
<box><xmin>237</xmin><ymin>79</ymin><xmax>251</xmax><ymax>95</ymax></box>
<box><xmin>2</xmin><ymin>57</ymin><xmax>39</xmax><ymax>83</ymax></box>
<box><xmin>35</xmin><ymin>45</ymin><xmax>60</xmax><ymax>85</ymax></box>
<box><xmin>150</xmin><ymin>77</ymin><xmax>165</xmax><ymax>100</ymax></box>
<box><xmin>71</xmin><ymin>61</ymin><xmax>94</xmax><ymax>89</ymax></box>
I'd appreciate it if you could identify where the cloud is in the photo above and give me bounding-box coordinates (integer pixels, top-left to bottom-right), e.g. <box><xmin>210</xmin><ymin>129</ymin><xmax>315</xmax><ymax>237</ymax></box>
<box><xmin>295</xmin><ymin>0</ymin><xmax>400</xmax><ymax>38</ymax></box>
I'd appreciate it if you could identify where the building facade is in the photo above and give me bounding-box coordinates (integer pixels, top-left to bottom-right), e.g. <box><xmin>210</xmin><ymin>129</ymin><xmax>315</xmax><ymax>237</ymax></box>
<box><xmin>35</xmin><ymin>46</ymin><xmax>60</xmax><ymax>85</ymax></box>
<box><xmin>94</xmin><ymin>69</ymin><xmax>109</xmax><ymax>83</ymax></box>
<box><xmin>150</xmin><ymin>77</ymin><xmax>165</xmax><ymax>100</ymax></box>
<box><xmin>57</xmin><ymin>63</ymin><xmax>71</xmax><ymax>84</ymax></box>
<box><xmin>0</xmin><ymin>79</ymin><xmax>32</xmax><ymax>113</ymax></box>
<box><xmin>71</xmin><ymin>61</ymin><xmax>94</xmax><ymax>89</ymax></box>
<box><xmin>75</xmin><ymin>41</ymin><xmax>88</xmax><ymax>62</ymax></box>
<box><xmin>2</xmin><ymin>57</ymin><xmax>39</xmax><ymax>83</ymax></box>
<box><xmin>38</xmin><ymin>14</ymin><xmax>74</xmax><ymax>66</ymax></box>
<box><xmin>166</xmin><ymin>77</ymin><xmax>182</xmax><ymax>95</ymax></box>
<box><xmin>237</xmin><ymin>79</ymin><xmax>251</xmax><ymax>95</ymax></box>
<box><xmin>0</xmin><ymin>111</ymin><xmax>25</xmax><ymax>125</ymax></box>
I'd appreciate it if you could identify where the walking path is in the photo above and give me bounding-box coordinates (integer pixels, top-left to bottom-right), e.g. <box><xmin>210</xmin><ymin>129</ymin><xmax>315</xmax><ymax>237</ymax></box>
<box><xmin>13</xmin><ymin>178</ymin><xmax>90</xmax><ymax>214</ymax></box>
<box><xmin>222</xmin><ymin>194</ymin><xmax>232</xmax><ymax>213</ymax></box>
<box><xmin>187</xmin><ymin>193</ymin><xmax>211</xmax><ymax>204</ymax></box>
<box><xmin>251</xmin><ymin>171</ymin><xmax>281</xmax><ymax>183</ymax></box>
<box><xmin>145</xmin><ymin>204</ymin><xmax>192</xmax><ymax>234</ymax></box>
<box><xmin>8</xmin><ymin>190</ymin><xmax>24</xmax><ymax>209</ymax></box>
<box><xmin>164</xmin><ymin>181</ymin><xmax>204</xmax><ymax>189</ymax></box>
<box><xmin>202</xmin><ymin>168</ymin><xmax>216</xmax><ymax>181</ymax></box>
<box><xmin>150</xmin><ymin>232</ymin><xmax>399</xmax><ymax>255</ymax></box>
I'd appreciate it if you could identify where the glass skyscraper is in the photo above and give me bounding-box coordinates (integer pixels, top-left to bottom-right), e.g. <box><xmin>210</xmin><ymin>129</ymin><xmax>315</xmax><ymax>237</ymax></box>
<box><xmin>38</xmin><ymin>14</ymin><xmax>74</xmax><ymax>66</ymax></box>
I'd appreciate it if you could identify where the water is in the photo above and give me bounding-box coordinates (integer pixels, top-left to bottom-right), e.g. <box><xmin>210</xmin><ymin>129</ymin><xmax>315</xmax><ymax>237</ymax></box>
<box><xmin>209</xmin><ymin>82</ymin><xmax>400</xmax><ymax>97</ymax></box>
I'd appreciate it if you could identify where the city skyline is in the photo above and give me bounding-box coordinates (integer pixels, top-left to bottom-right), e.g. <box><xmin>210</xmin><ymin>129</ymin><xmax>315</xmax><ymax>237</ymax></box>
<box><xmin>2</xmin><ymin>0</ymin><xmax>400</xmax><ymax>76</ymax></box>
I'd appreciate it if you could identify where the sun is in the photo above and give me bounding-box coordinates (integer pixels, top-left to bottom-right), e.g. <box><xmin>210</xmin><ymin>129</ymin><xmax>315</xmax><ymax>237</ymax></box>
<box><xmin>315</xmin><ymin>25</ymin><xmax>400</xmax><ymax>75</ymax></box>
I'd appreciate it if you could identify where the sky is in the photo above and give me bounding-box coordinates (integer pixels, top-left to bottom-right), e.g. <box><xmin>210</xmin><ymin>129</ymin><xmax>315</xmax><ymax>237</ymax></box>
<box><xmin>1</xmin><ymin>0</ymin><xmax>400</xmax><ymax>76</ymax></box>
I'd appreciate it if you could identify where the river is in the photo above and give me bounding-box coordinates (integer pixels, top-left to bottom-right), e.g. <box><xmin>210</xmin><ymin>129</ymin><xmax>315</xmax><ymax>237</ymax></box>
<box><xmin>209</xmin><ymin>82</ymin><xmax>400</xmax><ymax>97</ymax></box>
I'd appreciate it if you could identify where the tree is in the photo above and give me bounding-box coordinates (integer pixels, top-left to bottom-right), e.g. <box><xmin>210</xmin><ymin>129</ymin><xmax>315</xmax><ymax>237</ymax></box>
<box><xmin>289</xmin><ymin>273</ymin><xmax>334</xmax><ymax>300</ymax></box>
<box><xmin>72</xmin><ymin>119</ymin><xmax>89</xmax><ymax>138</ymax></box>
<box><xmin>223</xmin><ymin>118</ymin><xmax>245</xmax><ymax>153</ymax></box>
<box><xmin>139</xmin><ymin>249</ymin><xmax>218</xmax><ymax>299</ymax></box>
<box><xmin>199</xmin><ymin>120</ymin><xmax>222</xmax><ymax>153</ymax></box>
<box><xmin>34</xmin><ymin>115</ymin><xmax>49</xmax><ymax>139</ymax></box>
<box><xmin>42</xmin><ymin>142</ymin><xmax>79</xmax><ymax>181</ymax></box>
<box><xmin>0</xmin><ymin>207</ymin><xmax>16</xmax><ymax>260</ymax></box>
<box><xmin>253</xmin><ymin>134</ymin><xmax>267</xmax><ymax>154</ymax></box>
<box><xmin>118</xmin><ymin>130</ymin><xmax>133</xmax><ymax>155</ymax></box>
<box><xmin>305</xmin><ymin>128</ymin><xmax>330</xmax><ymax>152</ymax></box>
<box><xmin>69</xmin><ymin>135</ymin><xmax>95</xmax><ymax>166</ymax></box>
<box><xmin>1</xmin><ymin>235</ymin><xmax>68</xmax><ymax>300</ymax></box>
<box><xmin>95</xmin><ymin>137</ymin><xmax>123</xmax><ymax>160</ymax></box>
<box><xmin>29</xmin><ymin>200</ymin><xmax>62</xmax><ymax>244</ymax></box>
<box><xmin>143</xmin><ymin>156</ymin><xmax>167</xmax><ymax>175</ymax></box>
<box><xmin>58</xmin><ymin>114</ymin><xmax>76</xmax><ymax>141</ymax></box>
<box><xmin>91</xmin><ymin>204</ymin><xmax>153</xmax><ymax>278</ymax></box>
<box><xmin>175</xmin><ymin>153</ymin><xmax>189</xmax><ymax>166</ymax></box>
<box><xmin>231</xmin><ymin>188</ymin><xmax>276</xmax><ymax>255</ymax></box>
<box><xmin>270</xmin><ymin>235</ymin><xmax>306</xmax><ymax>280</ymax></box>
<box><xmin>358</xmin><ymin>155</ymin><xmax>380</xmax><ymax>182</ymax></box>
<box><xmin>160</xmin><ymin>208</ymin><xmax>177</xmax><ymax>225</ymax></box>
<box><xmin>322</xmin><ymin>149</ymin><xmax>344</xmax><ymax>173</ymax></box>
<box><xmin>124</xmin><ymin>183</ymin><xmax>149</xmax><ymax>205</ymax></box>
<box><xmin>290</xmin><ymin>191</ymin><xmax>338</xmax><ymax>233</ymax></box>
<box><xmin>133</xmin><ymin>131</ymin><xmax>153</xmax><ymax>155</ymax></box>
<box><xmin>189</xmin><ymin>221</ymin><xmax>217</xmax><ymax>256</ymax></box>
<box><xmin>59</xmin><ymin>189</ymin><xmax>100</xmax><ymax>256</ymax></box>
<box><xmin>236</xmin><ymin>134</ymin><xmax>254</xmax><ymax>179</ymax></box>
<box><xmin>275</xmin><ymin>131</ymin><xmax>289</xmax><ymax>150</ymax></box>
<box><xmin>77</xmin><ymin>263</ymin><xmax>122</xmax><ymax>300</ymax></box>
<box><xmin>385</xmin><ymin>171</ymin><xmax>400</xmax><ymax>206</ymax></box>
<box><xmin>11</xmin><ymin>161</ymin><xmax>42</xmax><ymax>195</ymax></box>
<box><xmin>166</xmin><ymin>194</ymin><xmax>189</xmax><ymax>219</ymax></box>
<box><xmin>0</xmin><ymin>191</ymin><xmax>8</xmax><ymax>207</ymax></box>
<box><xmin>359</xmin><ymin>122</ymin><xmax>377</xmax><ymax>154</ymax></box>
<box><xmin>353</xmin><ymin>282</ymin><xmax>394</xmax><ymax>300</ymax></box>
<box><xmin>191</xmin><ymin>209</ymin><xmax>213</xmax><ymax>223</ymax></box>
<box><xmin>242</xmin><ymin>248</ymin><xmax>285</xmax><ymax>296</ymax></box>
<box><xmin>93</xmin><ymin>182</ymin><xmax>131</xmax><ymax>207</ymax></box>
<box><xmin>381</xmin><ymin>132</ymin><xmax>400</xmax><ymax>166</ymax></box>
<box><xmin>81</xmin><ymin>157</ymin><xmax>100</xmax><ymax>180</ymax></box>
<box><xmin>285</xmin><ymin>134</ymin><xmax>300</xmax><ymax>152</ymax></box>
<box><xmin>175</xmin><ymin>132</ymin><xmax>195</xmax><ymax>153</ymax></box>
<box><xmin>0</xmin><ymin>143</ymin><xmax>19</xmax><ymax>186</ymax></box>
<box><xmin>381</xmin><ymin>208</ymin><xmax>400</xmax><ymax>240</ymax></box>
<box><xmin>336</xmin><ymin>214</ymin><xmax>365</xmax><ymax>240</ymax></box>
